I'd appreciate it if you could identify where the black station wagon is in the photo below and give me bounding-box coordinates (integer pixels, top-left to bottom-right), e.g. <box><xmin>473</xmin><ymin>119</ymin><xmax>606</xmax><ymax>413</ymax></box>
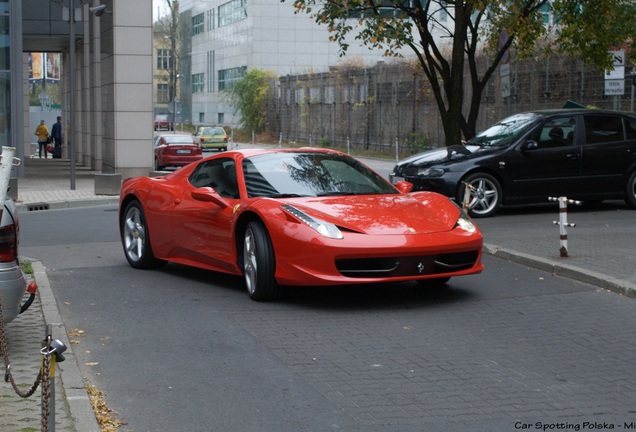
<box><xmin>390</xmin><ymin>109</ymin><xmax>636</xmax><ymax>217</ymax></box>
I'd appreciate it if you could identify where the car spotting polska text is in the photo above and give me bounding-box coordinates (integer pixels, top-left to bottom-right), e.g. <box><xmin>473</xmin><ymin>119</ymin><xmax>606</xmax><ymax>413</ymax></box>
<box><xmin>515</xmin><ymin>421</ymin><xmax>635</xmax><ymax>430</ymax></box>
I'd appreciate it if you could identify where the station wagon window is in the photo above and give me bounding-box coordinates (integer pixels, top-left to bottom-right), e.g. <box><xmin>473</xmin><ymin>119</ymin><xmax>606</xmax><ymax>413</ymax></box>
<box><xmin>532</xmin><ymin>116</ymin><xmax>576</xmax><ymax>149</ymax></box>
<box><xmin>624</xmin><ymin>118</ymin><xmax>636</xmax><ymax>140</ymax></box>
<box><xmin>584</xmin><ymin>115</ymin><xmax>624</xmax><ymax>144</ymax></box>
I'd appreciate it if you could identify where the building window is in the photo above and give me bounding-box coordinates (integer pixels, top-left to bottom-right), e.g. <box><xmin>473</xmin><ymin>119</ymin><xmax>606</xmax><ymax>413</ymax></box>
<box><xmin>218</xmin><ymin>0</ymin><xmax>247</xmax><ymax>27</ymax></box>
<box><xmin>199</xmin><ymin>112</ymin><xmax>205</xmax><ymax>123</ymax></box>
<box><xmin>347</xmin><ymin>0</ymin><xmax>411</xmax><ymax>18</ymax></box>
<box><xmin>324</xmin><ymin>86</ymin><xmax>335</xmax><ymax>104</ymax></box>
<box><xmin>218</xmin><ymin>67</ymin><xmax>245</xmax><ymax>91</ymax></box>
<box><xmin>157</xmin><ymin>49</ymin><xmax>172</xmax><ymax>70</ymax></box>
<box><xmin>192</xmin><ymin>13</ymin><xmax>204</xmax><ymax>35</ymax></box>
<box><xmin>309</xmin><ymin>87</ymin><xmax>320</xmax><ymax>104</ymax></box>
<box><xmin>157</xmin><ymin>83</ymin><xmax>169</xmax><ymax>103</ymax></box>
<box><xmin>218</xmin><ymin>113</ymin><xmax>224</xmax><ymax>124</ymax></box>
<box><xmin>193</xmin><ymin>73</ymin><xmax>204</xmax><ymax>93</ymax></box>
<box><xmin>540</xmin><ymin>4</ymin><xmax>551</xmax><ymax>24</ymax></box>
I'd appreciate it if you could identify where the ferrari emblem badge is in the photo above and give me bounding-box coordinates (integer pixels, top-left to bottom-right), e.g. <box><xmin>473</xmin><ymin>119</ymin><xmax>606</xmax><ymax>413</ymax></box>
<box><xmin>416</xmin><ymin>262</ymin><xmax>425</xmax><ymax>274</ymax></box>
<box><xmin>233</xmin><ymin>204</ymin><xmax>241</xmax><ymax>214</ymax></box>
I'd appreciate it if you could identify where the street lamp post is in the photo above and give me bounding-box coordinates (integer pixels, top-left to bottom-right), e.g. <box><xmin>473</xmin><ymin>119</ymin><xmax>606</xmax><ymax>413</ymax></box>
<box><xmin>69</xmin><ymin>0</ymin><xmax>76</xmax><ymax>190</ymax></box>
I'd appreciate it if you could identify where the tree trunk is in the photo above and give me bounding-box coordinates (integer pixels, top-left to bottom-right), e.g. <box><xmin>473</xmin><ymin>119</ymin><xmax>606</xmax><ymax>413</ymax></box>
<box><xmin>440</xmin><ymin>3</ymin><xmax>469</xmax><ymax>146</ymax></box>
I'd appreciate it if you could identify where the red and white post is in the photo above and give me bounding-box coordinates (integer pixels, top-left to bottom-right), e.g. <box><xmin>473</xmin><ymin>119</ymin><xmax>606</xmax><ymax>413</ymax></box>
<box><xmin>548</xmin><ymin>196</ymin><xmax>581</xmax><ymax>257</ymax></box>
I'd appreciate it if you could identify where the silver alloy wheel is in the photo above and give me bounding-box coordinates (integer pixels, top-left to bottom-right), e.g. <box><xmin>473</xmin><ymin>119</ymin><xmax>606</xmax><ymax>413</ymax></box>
<box><xmin>465</xmin><ymin>177</ymin><xmax>499</xmax><ymax>216</ymax></box>
<box><xmin>627</xmin><ymin>170</ymin><xmax>636</xmax><ymax>208</ymax></box>
<box><xmin>243</xmin><ymin>227</ymin><xmax>258</xmax><ymax>295</ymax></box>
<box><xmin>123</xmin><ymin>206</ymin><xmax>146</xmax><ymax>263</ymax></box>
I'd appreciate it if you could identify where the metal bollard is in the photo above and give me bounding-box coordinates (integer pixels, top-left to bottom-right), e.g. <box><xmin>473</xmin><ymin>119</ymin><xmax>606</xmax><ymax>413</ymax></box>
<box><xmin>462</xmin><ymin>181</ymin><xmax>476</xmax><ymax>211</ymax></box>
<box><xmin>548</xmin><ymin>196</ymin><xmax>581</xmax><ymax>257</ymax></box>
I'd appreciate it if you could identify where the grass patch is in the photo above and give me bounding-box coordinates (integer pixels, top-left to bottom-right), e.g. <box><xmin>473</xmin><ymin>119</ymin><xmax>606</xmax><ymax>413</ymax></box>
<box><xmin>20</xmin><ymin>259</ymin><xmax>33</xmax><ymax>275</ymax></box>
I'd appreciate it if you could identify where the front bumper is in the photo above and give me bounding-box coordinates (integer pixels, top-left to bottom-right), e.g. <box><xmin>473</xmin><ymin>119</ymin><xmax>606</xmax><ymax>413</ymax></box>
<box><xmin>200</xmin><ymin>142</ymin><xmax>227</xmax><ymax>149</ymax></box>
<box><xmin>273</xmin><ymin>228</ymin><xmax>484</xmax><ymax>286</ymax></box>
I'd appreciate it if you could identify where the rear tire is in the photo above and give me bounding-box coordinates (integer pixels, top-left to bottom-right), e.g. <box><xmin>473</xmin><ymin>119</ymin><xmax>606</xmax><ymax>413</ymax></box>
<box><xmin>458</xmin><ymin>173</ymin><xmax>502</xmax><ymax>218</ymax></box>
<box><xmin>243</xmin><ymin>221</ymin><xmax>282</xmax><ymax>301</ymax></box>
<box><xmin>626</xmin><ymin>170</ymin><xmax>636</xmax><ymax>209</ymax></box>
<box><xmin>121</xmin><ymin>201</ymin><xmax>165</xmax><ymax>269</ymax></box>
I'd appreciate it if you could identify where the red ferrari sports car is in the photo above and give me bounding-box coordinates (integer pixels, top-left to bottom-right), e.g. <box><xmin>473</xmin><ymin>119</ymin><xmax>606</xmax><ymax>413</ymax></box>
<box><xmin>119</xmin><ymin>148</ymin><xmax>484</xmax><ymax>301</ymax></box>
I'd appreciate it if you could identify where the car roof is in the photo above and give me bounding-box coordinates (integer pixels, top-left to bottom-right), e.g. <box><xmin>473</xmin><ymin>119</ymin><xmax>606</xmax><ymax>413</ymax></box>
<box><xmin>518</xmin><ymin>108</ymin><xmax>636</xmax><ymax>117</ymax></box>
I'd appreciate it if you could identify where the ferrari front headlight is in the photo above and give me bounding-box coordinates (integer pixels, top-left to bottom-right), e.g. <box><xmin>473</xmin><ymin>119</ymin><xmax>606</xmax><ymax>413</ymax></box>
<box><xmin>455</xmin><ymin>214</ymin><xmax>476</xmax><ymax>233</ymax></box>
<box><xmin>449</xmin><ymin>200</ymin><xmax>477</xmax><ymax>233</ymax></box>
<box><xmin>281</xmin><ymin>204</ymin><xmax>343</xmax><ymax>239</ymax></box>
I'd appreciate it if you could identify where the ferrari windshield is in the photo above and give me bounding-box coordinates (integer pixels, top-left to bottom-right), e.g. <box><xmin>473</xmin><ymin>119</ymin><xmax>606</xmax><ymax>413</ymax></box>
<box><xmin>243</xmin><ymin>152</ymin><xmax>398</xmax><ymax>197</ymax></box>
<box><xmin>467</xmin><ymin>112</ymin><xmax>540</xmax><ymax>147</ymax></box>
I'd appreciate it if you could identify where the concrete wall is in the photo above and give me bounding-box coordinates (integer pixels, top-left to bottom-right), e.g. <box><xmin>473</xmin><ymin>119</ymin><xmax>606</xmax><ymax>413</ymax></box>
<box><xmin>101</xmin><ymin>0</ymin><xmax>154</xmax><ymax>179</ymax></box>
<box><xmin>21</xmin><ymin>0</ymin><xmax>154</xmax><ymax>180</ymax></box>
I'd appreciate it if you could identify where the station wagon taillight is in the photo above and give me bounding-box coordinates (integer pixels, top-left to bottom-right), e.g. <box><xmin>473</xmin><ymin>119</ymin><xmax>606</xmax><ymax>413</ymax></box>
<box><xmin>0</xmin><ymin>222</ymin><xmax>18</xmax><ymax>263</ymax></box>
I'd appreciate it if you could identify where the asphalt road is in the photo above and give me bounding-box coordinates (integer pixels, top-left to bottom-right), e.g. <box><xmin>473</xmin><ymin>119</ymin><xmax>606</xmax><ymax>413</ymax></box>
<box><xmin>19</xmin><ymin>205</ymin><xmax>636</xmax><ymax>432</ymax></box>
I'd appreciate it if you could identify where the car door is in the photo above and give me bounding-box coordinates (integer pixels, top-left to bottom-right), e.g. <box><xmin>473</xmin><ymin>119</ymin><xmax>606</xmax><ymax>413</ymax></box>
<box><xmin>506</xmin><ymin>115</ymin><xmax>581</xmax><ymax>201</ymax></box>
<box><xmin>170</xmin><ymin>158</ymin><xmax>240</xmax><ymax>272</ymax></box>
<box><xmin>580</xmin><ymin>114</ymin><xmax>636</xmax><ymax>195</ymax></box>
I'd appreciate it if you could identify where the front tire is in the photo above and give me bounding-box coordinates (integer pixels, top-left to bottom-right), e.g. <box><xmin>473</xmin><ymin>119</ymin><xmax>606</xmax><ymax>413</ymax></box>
<box><xmin>121</xmin><ymin>201</ymin><xmax>165</xmax><ymax>269</ymax></box>
<box><xmin>458</xmin><ymin>173</ymin><xmax>502</xmax><ymax>218</ymax></box>
<box><xmin>626</xmin><ymin>170</ymin><xmax>636</xmax><ymax>209</ymax></box>
<box><xmin>243</xmin><ymin>221</ymin><xmax>282</xmax><ymax>301</ymax></box>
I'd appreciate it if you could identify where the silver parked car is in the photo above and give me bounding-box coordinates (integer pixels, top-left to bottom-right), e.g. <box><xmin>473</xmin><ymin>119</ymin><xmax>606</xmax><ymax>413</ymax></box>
<box><xmin>0</xmin><ymin>196</ymin><xmax>30</xmax><ymax>323</ymax></box>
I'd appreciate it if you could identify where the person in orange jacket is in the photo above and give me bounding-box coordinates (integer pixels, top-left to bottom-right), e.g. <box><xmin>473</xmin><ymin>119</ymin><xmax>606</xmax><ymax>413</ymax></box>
<box><xmin>34</xmin><ymin>120</ymin><xmax>50</xmax><ymax>159</ymax></box>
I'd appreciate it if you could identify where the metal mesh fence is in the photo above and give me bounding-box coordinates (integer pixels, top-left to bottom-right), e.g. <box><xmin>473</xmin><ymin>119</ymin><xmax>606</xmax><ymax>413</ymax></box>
<box><xmin>269</xmin><ymin>54</ymin><xmax>634</xmax><ymax>156</ymax></box>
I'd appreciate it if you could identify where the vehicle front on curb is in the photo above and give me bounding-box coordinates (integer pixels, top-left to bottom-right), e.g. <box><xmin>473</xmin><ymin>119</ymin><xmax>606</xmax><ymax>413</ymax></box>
<box><xmin>153</xmin><ymin>133</ymin><xmax>203</xmax><ymax>171</ymax></box>
<box><xmin>0</xmin><ymin>197</ymin><xmax>31</xmax><ymax>323</ymax></box>
<box><xmin>390</xmin><ymin>109</ymin><xmax>636</xmax><ymax>217</ymax></box>
<box><xmin>194</xmin><ymin>126</ymin><xmax>228</xmax><ymax>151</ymax></box>
<box><xmin>154</xmin><ymin>114</ymin><xmax>172</xmax><ymax>131</ymax></box>
<box><xmin>119</xmin><ymin>148</ymin><xmax>483</xmax><ymax>301</ymax></box>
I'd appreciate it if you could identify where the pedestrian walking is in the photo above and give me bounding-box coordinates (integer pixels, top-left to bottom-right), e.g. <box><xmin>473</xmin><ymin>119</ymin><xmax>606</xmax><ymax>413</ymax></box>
<box><xmin>34</xmin><ymin>120</ymin><xmax>50</xmax><ymax>159</ymax></box>
<box><xmin>50</xmin><ymin>116</ymin><xmax>63</xmax><ymax>158</ymax></box>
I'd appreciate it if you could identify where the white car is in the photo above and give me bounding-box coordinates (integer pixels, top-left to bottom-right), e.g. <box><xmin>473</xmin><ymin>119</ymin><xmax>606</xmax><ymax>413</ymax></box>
<box><xmin>0</xmin><ymin>196</ymin><xmax>31</xmax><ymax>323</ymax></box>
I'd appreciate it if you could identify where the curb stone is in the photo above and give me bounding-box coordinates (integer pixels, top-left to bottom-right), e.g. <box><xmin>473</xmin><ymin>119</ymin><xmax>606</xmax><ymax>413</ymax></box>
<box><xmin>483</xmin><ymin>243</ymin><xmax>636</xmax><ymax>299</ymax></box>
<box><xmin>33</xmin><ymin>260</ymin><xmax>101</xmax><ymax>432</ymax></box>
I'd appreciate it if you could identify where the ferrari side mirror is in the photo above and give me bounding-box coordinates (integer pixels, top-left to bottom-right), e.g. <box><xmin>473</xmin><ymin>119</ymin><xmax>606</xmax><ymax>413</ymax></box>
<box><xmin>191</xmin><ymin>187</ymin><xmax>229</xmax><ymax>208</ymax></box>
<box><xmin>395</xmin><ymin>181</ymin><xmax>413</xmax><ymax>193</ymax></box>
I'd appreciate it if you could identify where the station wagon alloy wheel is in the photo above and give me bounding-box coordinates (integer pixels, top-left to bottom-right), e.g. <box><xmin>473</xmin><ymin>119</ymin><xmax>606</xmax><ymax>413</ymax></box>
<box><xmin>460</xmin><ymin>173</ymin><xmax>502</xmax><ymax>218</ymax></box>
<box><xmin>627</xmin><ymin>171</ymin><xmax>636</xmax><ymax>208</ymax></box>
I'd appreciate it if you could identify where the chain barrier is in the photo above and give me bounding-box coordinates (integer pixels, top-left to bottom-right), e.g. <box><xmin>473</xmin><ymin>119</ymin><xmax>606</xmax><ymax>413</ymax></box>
<box><xmin>0</xmin><ymin>294</ymin><xmax>61</xmax><ymax>431</ymax></box>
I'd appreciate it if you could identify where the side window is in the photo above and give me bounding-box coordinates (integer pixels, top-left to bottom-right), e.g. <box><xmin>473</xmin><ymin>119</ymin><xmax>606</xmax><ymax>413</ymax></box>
<box><xmin>189</xmin><ymin>159</ymin><xmax>238</xmax><ymax>198</ymax></box>
<box><xmin>584</xmin><ymin>115</ymin><xmax>624</xmax><ymax>144</ymax></box>
<box><xmin>531</xmin><ymin>116</ymin><xmax>576</xmax><ymax>149</ymax></box>
<box><xmin>625</xmin><ymin>118</ymin><xmax>636</xmax><ymax>140</ymax></box>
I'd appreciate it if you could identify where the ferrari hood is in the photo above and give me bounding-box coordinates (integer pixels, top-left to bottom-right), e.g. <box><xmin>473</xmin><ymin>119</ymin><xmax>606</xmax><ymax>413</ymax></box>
<box><xmin>287</xmin><ymin>194</ymin><xmax>458</xmax><ymax>235</ymax></box>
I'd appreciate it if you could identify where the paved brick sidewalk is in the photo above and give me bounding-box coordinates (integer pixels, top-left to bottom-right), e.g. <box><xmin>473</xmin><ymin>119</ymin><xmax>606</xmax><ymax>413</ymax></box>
<box><xmin>3</xmin><ymin>152</ymin><xmax>634</xmax><ymax>430</ymax></box>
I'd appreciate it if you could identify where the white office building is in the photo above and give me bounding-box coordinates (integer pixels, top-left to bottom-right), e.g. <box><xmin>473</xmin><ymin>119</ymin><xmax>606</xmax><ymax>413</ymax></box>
<box><xmin>179</xmin><ymin>0</ymin><xmax>439</xmax><ymax>126</ymax></box>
